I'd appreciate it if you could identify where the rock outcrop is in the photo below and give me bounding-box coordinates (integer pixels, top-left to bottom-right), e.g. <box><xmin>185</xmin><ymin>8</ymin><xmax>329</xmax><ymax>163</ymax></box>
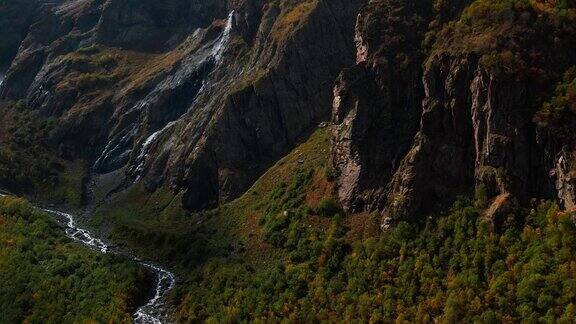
<box><xmin>332</xmin><ymin>0</ymin><xmax>576</xmax><ymax>225</ymax></box>
<box><xmin>332</xmin><ymin>0</ymin><xmax>432</xmax><ymax>213</ymax></box>
<box><xmin>384</xmin><ymin>5</ymin><xmax>576</xmax><ymax>222</ymax></box>
<box><xmin>551</xmin><ymin>151</ymin><xmax>576</xmax><ymax>211</ymax></box>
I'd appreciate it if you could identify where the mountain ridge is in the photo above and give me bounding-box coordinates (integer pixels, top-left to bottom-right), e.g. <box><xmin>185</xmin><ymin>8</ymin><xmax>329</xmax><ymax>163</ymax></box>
<box><xmin>2</xmin><ymin>0</ymin><xmax>576</xmax><ymax>321</ymax></box>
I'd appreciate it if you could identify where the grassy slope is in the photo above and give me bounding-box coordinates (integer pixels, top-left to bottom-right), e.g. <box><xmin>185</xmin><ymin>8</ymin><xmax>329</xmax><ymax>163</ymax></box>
<box><xmin>91</xmin><ymin>127</ymin><xmax>385</xmax><ymax>321</ymax></box>
<box><xmin>92</xmin><ymin>127</ymin><xmax>337</xmax><ymax>266</ymax></box>
<box><xmin>161</xmin><ymin>126</ymin><xmax>576</xmax><ymax>322</ymax></box>
<box><xmin>0</xmin><ymin>196</ymin><xmax>149</xmax><ymax>323</ymax></box>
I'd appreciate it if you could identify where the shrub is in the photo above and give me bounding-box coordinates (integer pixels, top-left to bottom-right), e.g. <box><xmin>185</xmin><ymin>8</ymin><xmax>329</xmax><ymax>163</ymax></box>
<box><xmin>534</xmin><ymin>66</ymin><xmax>576</xmax><ymax>135</ymax></box>
<box><xmin>314</xmin><ymin>197</ymin><xmax>342</xmax><ymax>218</ymax></box>
<box><xmin>77</xmin><ymin>44</ymin><xmax>99</xmax><ymax>55</ymax></box>
<box><xmin>95</xmin><ymin>53</ymin><xmax>117</xmax><ymax>69</ymax></box>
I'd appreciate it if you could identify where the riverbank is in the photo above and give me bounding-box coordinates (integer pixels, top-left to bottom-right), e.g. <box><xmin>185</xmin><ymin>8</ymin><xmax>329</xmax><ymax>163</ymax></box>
<box><xmin>0</xmin><ymin>195</ymin><xmax>151</xmax><ymax>322</ymax></box>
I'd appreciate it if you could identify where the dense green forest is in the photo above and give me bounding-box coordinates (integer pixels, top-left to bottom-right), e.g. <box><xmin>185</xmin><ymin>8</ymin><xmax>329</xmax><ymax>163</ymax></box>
<box><xmin>175</xmin><ymin>181</ymin><xmax>576</xmax><ymax>322</ymax></box>
<box><xmin>0</xmin><ymin>196</ymin><xmax>149</xmax><ymax>323</ymax></box>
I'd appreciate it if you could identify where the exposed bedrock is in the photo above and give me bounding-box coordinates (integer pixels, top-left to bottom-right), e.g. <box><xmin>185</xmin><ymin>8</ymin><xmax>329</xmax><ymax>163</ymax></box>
<box><xmin>331</xmin><ymin>0</ymin><xmax>576</xmax><ymax>226</ymax></box>
<box><xmin>0</xmin><ymin>0</ymin><xmax>364</xmax><ymax>210</ymax></box>
<box><xmin>332</xmin><ymin>0</ymin><xmax>433</xmax><ymax>214</ymax></box>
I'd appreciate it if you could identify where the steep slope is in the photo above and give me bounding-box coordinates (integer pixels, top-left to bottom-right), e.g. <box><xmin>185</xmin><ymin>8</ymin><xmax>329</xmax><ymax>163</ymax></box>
<box><xmin>90</xmin><ymin>124</ymin><xmax>576</xmax><ymax>322</ymax></box>
<box><xmin>331</xmin><ymin>0</ymin><xmax>477</xmax><ymax>214</ymax></box>
<box><xmin>0</xmin><ymin>0</ymin><xmax>363</xmax><ymax>213</ymax></box>
<box><xmin>0</xmin><ymin>0</ymin><xmax>46</xmax><ymax>68</ymax></box>
<box><xmin>331</xmin><ymin>0</ymin><xmax>576</xmax><ymax>226</ymax></box>
<box><xmin>332</xmin><ymin>0</ymin><xmax>435</xmax><ymax>214</ymax></box>
<box><xmin>385</xmin><ymin>0</ymin><xmax>576</xmax><ymax>223</ymax></box>
<box><xmin>3</xmin><ymin>0</ymin><xmax>576</xmax><ymax>321</ymax></box>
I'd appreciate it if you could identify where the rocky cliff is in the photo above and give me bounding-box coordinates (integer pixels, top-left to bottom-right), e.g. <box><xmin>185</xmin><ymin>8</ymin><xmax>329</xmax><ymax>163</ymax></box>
<box><xmin>0</xmin><ymin>0</ymin><xmax>363</xmax><ymax>210</ymax></box>
<box><xmin>332</xmin><ymin>0</ymin><xmax>434</xmax><ymax>214</ymax></box>
<box><xmin>331</xmin><ymin>0</ymin><xmax>576</xmax><ymax>226</ymax></box>
<box><xmin>1</xmin><ymin>0</ymin><xmax>575</xmax><ymax>228</ymax></box>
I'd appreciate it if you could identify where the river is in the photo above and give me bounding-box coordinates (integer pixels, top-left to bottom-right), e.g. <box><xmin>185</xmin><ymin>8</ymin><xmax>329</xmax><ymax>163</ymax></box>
<box><xmin>0</xmin><ymin>193</ymin><xmax>176</xmax><ymax>323</ymax></box>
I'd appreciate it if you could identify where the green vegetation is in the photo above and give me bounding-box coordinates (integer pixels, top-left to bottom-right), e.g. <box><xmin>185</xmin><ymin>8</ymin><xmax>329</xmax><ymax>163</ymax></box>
<box><xmin>260</xmin><ymin>168</ymin><xmax>325</xmax><ymax>262</ymax></box>
<box><xmin>535</xmin><ymin>66</ymin><xmax>576</xmax><ymax>137</ymax></box>
<box><xmin>0</xmin><ymin>196</ymin><xmax>149</xmax><ymax>323</ymax></box>
<box><xmin>92</xmin><ymin>185</ymin><xmax>205</xmax><ymax>268</ymax></box>
<box><xmin>174</xmin><ymin>192</ymin><xmax>576</xmax><ymax>322</ymax></box>
<box><xmin>0</xmin><ymin>102</ymin><xmax>58</xmax><ymax>191</ymax></box>
<box><xmin>92</xmin><ymin>128</ymin><xmax>333</xmax><ymax>267</ymax></box>
<box><xmin>91</xmin><ymin>126</ymin><xmax>576</xmax><ymax>322</ymax></box>
<box><xmin>432</xmin><ymin>0</ymin><xmax>576</xmax><ymax>57</ymax></box>
<box><xmin>77</xmin><ymin>44</ymin><xmax>100</xmax><ymax>55</ymax></box>
<box><xmin>460</xmin><ymin>0</ymin><xmax>576</xmax><ymax>28</ymax></box>
<box><xmin>0</xmin><ymin>102</ymin><xmax>85</xmax><ymax>207</ymax></box>
<box><xmin>85</xmin><ymin>125</ymin><xmax>576</xmax><ymax>322</ymax></box>
<box><xmin>147</xmin><ymin>126</ymin><xmax>575</xmax><ymax>322</ymax></box>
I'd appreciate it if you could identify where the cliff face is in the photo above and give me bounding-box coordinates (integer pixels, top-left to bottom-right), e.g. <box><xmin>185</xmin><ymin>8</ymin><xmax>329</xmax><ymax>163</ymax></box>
<box><xmin>147</xmin><ymin>0</ymin><xmax>364</xmax><ymax>209</ymax></box>
<box><xmin>386</xmin><ymin>4</ymin><xmax>576</xmax><ymax>223</ymax></box>
<box><xmin>0</xmin><ymin>0</ymin><xmax>363</xmax><ymax>209</ymax></box>
<box><xmin>332</xmin><ymin>0</ymin><xmax>576</xmax><ymax>226</ymax></box>
<box><xmin>332</xmin><ymin>0</ymin><xmax>432</xmax><ymax>213</ymax></box>
<box><xmin>2</xmin><ymin>0</ymin><xmax>575</xmax><ymax>226</ymax></box>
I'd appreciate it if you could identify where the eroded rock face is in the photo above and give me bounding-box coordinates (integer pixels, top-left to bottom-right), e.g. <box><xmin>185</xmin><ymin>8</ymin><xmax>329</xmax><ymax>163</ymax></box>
<box><xmin>331</xmin><ymin>0</ymin><xmax>432</xmax><ymax>213</ymax></box>
<box><xmin>385</xmin><ymin>54</ymin><xmax>542</xmax><ymax>221</ymax></box>
<box><xmin>552</xmin><ymin>151</ymin><xmax>576</xmax><ymax>211</ymax></box>
<box><xmin>1</xmin><ymin>0</ymin><xmax>364</xmax><ymax>210</ymax></box>
<box><xmin>384</xmin><ymin>15</ymin><xmax>576</xmax><ymax>223</ymax></box>
<box><xmin>332</xmin><ymin>0</ymin><xmax>576</xmax><ymax>225</ymax></box>
<box><xmin>4</xmin><ymin>0</ymin><xmax>576</xmax><ymax>222</ymax></box>
<box><xmin>148</xmin><ymin>0</ymin><xmax>365</xmax><ymax>209</ymax></box>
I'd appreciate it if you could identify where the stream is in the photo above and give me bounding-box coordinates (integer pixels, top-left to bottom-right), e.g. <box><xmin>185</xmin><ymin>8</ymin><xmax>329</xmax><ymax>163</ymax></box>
<box><xmin>0</xmin><ymin>193</ymin><xmax>176</xmax><ymax>323</ymax></box>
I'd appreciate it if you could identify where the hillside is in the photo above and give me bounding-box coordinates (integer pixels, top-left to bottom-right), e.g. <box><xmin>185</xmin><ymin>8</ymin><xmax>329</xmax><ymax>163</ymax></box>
<box><xmin>1</xmin><ymin>0</ymin><xmax>576</xmax><ymax>322</ymax></box>
<box><xmin>0</xmin><ymin>196</ymin><xmax>149</xmax><ymax>322</ymax></box>
<box><xmin>88</xmin><ymin>126</ymin><xmax>576</xmax><ymax>322</ymax></box>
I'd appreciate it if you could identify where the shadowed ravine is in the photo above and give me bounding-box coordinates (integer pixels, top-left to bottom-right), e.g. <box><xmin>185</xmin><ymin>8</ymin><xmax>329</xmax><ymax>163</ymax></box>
<box><xmin>0</xmin><ymin>192</ymin><xmax>176</xmax><ymax>323</ymax></box>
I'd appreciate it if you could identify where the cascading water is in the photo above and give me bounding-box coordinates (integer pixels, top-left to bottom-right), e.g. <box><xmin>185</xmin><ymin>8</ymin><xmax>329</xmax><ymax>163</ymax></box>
<box><xmin>212</xmin><ymin>11</ymin><xmax>234</xmax><ymax>63</ymax></box>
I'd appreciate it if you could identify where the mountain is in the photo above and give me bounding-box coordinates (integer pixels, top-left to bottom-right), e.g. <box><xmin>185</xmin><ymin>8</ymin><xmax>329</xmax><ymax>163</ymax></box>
<box><xmin>1</xmin><ymin>0</ymin><xmax>362</xmax><ymax>211</ymax></box>
<box><xmin>1</xmin><ymin>0</ymin><xmax>576</xmax><ymax>322</ymax></box>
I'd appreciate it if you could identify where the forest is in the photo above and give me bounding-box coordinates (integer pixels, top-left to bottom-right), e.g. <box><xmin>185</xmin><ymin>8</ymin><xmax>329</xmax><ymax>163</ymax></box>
<box><xmin>0</xmin><ymin>196</ymin><xmax>149</xmax><ymax>323</ymax></box>
<box><xmin>175</xmin><ymin>176</ymin><xmax>576</xmax><ymax>322</ymax></box>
